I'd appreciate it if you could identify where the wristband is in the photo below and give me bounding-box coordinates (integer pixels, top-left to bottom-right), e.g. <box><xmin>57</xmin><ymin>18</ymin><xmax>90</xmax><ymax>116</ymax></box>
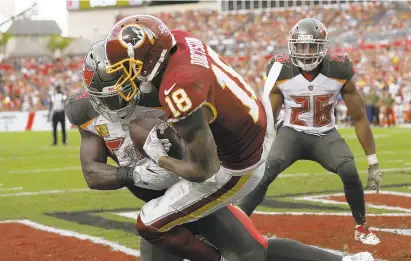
<box><xmin>367</xmin><ymin>154</ymin><xmax>378</xmax><ymax>165</ymax></box>
<box><xmin>116</xmin><ymin>166</ymin><xmax>134</xmax><ymax>186</ymax></box>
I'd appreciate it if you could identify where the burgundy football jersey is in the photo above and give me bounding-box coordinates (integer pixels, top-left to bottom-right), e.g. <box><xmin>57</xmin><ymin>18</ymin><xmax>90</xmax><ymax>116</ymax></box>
<box><xmin>158</xmin><ymin>29</ymin><xmax>267</xmax><ymax>170</ymax></box>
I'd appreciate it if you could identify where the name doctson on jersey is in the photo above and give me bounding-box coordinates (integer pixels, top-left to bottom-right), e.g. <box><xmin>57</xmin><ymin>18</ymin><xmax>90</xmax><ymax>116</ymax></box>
<box><xmin>185</xmin><ymin>37</ymin><xmax>209</xmax><ymax>69</ymax></box>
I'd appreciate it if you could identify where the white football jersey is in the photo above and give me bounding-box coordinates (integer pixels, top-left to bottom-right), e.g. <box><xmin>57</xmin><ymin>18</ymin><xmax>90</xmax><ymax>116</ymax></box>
<box><xmin>267</xmin><ymin>53</ymin><xmax>355</xmax><ymax>135</ymax></box>
<box><xmin>83</xmin><ymin>106</ymin><xmax>165</xmax><ymax>167</ymax></box>
<box><xmin>278</xmin><ymin>74</ymin><xmax>343</xmax><ymax>134</ymax></box>
<box><xmin>65</xmin><ymin>91</ymin><xmax>181</xmax><ymax>191</ymax></box>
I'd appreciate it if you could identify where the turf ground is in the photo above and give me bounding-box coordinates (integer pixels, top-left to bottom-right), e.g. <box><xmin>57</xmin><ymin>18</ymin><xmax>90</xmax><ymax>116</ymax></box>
<box><xmin>0</xmin><ymin>127</ymin><xmax>410</xmax><ymax>260</ymax></box>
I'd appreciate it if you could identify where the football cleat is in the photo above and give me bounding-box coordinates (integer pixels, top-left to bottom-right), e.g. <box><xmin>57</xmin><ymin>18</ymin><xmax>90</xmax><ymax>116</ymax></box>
<box><xmin>355</xmin><ymin>224</ymin><xmax>380</xmax><ymax>245</ymax></box>
<box><xmin>342</xmin><ymin>252</ymin><xmax>374</xmax><ymax>261</ymax></box>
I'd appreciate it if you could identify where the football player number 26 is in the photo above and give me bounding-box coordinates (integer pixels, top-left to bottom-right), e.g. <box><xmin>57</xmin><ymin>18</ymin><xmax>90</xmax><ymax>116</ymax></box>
<box><xmin>291</xmin><ymin>95</ymin><xmax>333</xmax><ymax>127</ymax></box>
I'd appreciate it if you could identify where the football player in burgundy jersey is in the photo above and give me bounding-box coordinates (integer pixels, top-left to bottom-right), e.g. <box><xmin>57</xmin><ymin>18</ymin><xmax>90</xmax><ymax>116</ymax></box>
<box><xmin>238</xmin><ymin>18</ymin><xmax>382</xmax><ymax>245</ymax></box>
<box><xmin>68</xmin><ymin>40</ymin><xmax>269</xmax><ymax>261</ymax></box>
<box><xmin>102</xmin><ymin>14</ymin><xmax>375</xmax><ymax>261</ymax></box>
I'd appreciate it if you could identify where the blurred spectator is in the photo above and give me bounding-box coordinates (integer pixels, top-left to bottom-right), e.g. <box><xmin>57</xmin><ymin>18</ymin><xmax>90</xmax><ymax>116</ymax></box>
<box><xmin>380</xmin><ymin>89</ymin><xmax>395</xmax><ymax>127</ymax></box>
<box><xmin>364</xmin><ymin>88</ymin><xmax>380</xmax><ymax>125</ymax></box>
<box><xmin>49</xmin><ymin>84</ymin><xmax>68</xmax><ymax>145</ymax></box>
<box><xmin>0</xmin><ymin>2</ymin><xmax>410</xmax><ymax>128</ymax></box>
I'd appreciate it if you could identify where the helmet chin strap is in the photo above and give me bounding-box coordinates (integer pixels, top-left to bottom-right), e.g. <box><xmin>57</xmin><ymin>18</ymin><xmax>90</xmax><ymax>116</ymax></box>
<box><xmin>295</xmin><ymin>55</ymin><xmax>324</xmax><ymax>72</ymax></box>
<box><xmin>140</xmin><ymin>82</ymin><xmax>153</xmax><ymax>93</ymax></box>
<box><xmin>147</xmin><ymin>49</ymin><xmax>168</xmax><ymax>82</ymax></box>
<box><xmin>297</xmin><ymin>60</ymin><xmax>319</xmax><ymax>71</ymax></box>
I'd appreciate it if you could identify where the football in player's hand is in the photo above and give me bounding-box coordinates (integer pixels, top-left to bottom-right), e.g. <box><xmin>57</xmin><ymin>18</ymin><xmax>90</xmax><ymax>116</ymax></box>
<box><xmin>129</xmin><ymin>118</ymin><xmax>185</xmax><ymax>160</ymax></box>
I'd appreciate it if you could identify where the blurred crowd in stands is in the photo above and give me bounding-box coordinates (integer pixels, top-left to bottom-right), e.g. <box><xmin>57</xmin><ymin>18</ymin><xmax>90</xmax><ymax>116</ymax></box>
<box><xmin>0</xmin><ymin>2</ymin><xmax>410</xmax><ymax>126</ymax></box>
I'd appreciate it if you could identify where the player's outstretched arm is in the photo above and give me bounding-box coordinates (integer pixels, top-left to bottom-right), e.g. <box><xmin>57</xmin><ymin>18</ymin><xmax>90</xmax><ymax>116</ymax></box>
<box><xmin>79</xmin><ymin>127</ymin><xmax>132</xmax><ymax>190</ymax></box>
<box><xmin>342</xmin><ymin>78</ymin><xmax>382</xmax><ymax>192</ymax></box>
<box><xmin>158</xmin><ymin>108</ymin><xmax>220</xmax><ymax>182</ymax></box>
<box><xmin>342</xmin><ymin>79</ymin><xmax>376</xmax><ymax>155</ymax></box>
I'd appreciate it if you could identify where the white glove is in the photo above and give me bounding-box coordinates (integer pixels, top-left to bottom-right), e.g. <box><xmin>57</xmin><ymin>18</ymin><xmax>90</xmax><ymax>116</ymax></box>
<box><xmin>143</xmin><ymin>123</ymin><xmax>172</xmax><ymax>164</ymax></box>
<box><xmin>133</xmin><ymin>158</ymin><xmax>180</xmax><ymax>190</ymax></box>
<box><xmin>367</xmin><ymin>163</ymin><xmax>383</xmax><ymax>193</ymax></box>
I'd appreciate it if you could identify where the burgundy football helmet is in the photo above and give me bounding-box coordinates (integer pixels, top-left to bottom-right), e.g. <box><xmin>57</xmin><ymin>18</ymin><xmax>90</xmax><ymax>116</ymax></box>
<box><xmin>104</xmin><ymin>14</ymin><xmax>176</xmax><ymax>102</ymax></box>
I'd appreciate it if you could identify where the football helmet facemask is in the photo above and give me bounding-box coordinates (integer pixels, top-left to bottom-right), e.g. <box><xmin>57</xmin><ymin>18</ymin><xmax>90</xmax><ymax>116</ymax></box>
<box><xmin>288</xmin><ymin>18</ymin><xmax>329</xmax><ymax>71</ymax></box>
<box><xmin>82</xmin><ymin>40</ymin><xmax>139</xmax><ymax>121</ymax></box>
<box><xmin>104</xmin><ymin>14</ymin><xmax>176</xmax><ymax>102</ymax></box>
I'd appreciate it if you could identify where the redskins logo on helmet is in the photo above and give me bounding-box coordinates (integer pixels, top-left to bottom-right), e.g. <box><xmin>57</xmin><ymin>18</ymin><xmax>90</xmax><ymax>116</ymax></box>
<box><xmin>119</xmin><ymin>24</ymin><xmax>157</xmax><ymax>50</ymax></box>
<box><xmin>104</xmin><ymin>15</ymin><xmax>176</xmax><ymax>102</ymax></box>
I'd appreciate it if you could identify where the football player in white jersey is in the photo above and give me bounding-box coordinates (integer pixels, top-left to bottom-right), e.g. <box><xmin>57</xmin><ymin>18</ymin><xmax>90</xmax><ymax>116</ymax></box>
<box><xmin>238</xmin><ymin>18</ymin><xmax>382</xmax><ymax>245</ymax></box>
<box><xmin>65</xmin><ymin>40</ymin><xmax>186</xmax><ymax>261</ymax></box>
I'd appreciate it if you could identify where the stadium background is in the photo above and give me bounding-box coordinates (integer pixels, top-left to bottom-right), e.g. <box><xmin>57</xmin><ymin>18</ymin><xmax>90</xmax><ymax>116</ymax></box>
<box><xmin>0</xmin><ymin>1</ymin><xmax>410</xmax><ymax>260</ymax></box>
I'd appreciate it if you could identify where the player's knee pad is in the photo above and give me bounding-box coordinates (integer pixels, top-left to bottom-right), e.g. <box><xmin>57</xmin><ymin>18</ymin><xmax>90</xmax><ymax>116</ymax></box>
<box><xmin>336</xmin><ymin>160</ymin><xmax>362</xmax><ymax>186</ymax></box>
<box><xmin>260</xmin><ymin>157</ymin><xmax>283</xmax><ymax>189</ymax></box>
<box><xmin>136</xmin><ymin>215</ymin><xmax>163</xmax><ymax>243</ymax></box>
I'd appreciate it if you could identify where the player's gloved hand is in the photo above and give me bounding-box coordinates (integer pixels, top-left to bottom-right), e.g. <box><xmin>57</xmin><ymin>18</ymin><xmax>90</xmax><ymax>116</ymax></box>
<box><xmin>366</xmin><ymin>163</ymin><xmax>383</xmax><ymax>193</ymax></box>
<box><xmin>133</xmin><ymin>158</ymin><xmax>179</xmax><ymax>190</ymax></box>
<box><xmin>143</xmin><ymin>123</ymin><xmax>172</xmax><ymax>164</ymax></box>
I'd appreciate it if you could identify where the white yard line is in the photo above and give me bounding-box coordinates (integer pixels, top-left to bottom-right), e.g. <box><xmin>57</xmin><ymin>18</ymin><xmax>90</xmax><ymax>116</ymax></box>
<box><xmin>8</xmin><ymin>166</ymin><xmax>82</xmax><ymax>174</ymax></box>
<box><xmin>0</xmin><ymin>188</ymin><xmax>91</xmax><ymax>197</ymax></box>
<box><xmin>5</xmin><ymin>163</ymin><xmax>411</xmax><ymax>176</ymax></box>
<box><xmin>294</xmin><ymin>191</ymin><xmax>411</xmax><ymax>213</ymax></box>
<box><xmin>0</xmin><ymin>220</ymin><xmax>140</xmax><ymax>257</ymax></box>
<box><xmin>370</xmin><ymin>227</ymin><xmax>411</xmax><ymax>236</ymax></box>
<box><xmin>252</xmin><ymin>211</ymin><xmax>411</xmax><ymax>216</ymax></box>
<box><xmin>282</xmin><ymin>167</ymin><xmax>411</xmax><ymax>176</ymax></box>
<box><xmin>117</xmin><ymin>210</ymin><xmax>411</xmax><ymax>221</ymax></box>
<box><xmin>298</xmin><ymin>190</ymin><xmax>411</xmax><ymax>198</ymax></box>
<box><xmin>116</xmin><ymin>211</ymin><xmax>140</xmax><ymax>220</ymax></box>
<box><xmin>0</xmin><ymin>154</ymin><xmax>78</xmax><ymax>161</ymax></box>
<box><xmin>355</xmin><ymin>159</ymin><xmax>404</xmax><ymax>163</ymax></box>
<box><xmin>354</xmin><ymin>150</ymin><xmax>411</xmax><ymax>156</ymax></box>
<box><xmin>278</xmin><ymin>173</ymin><xmax>309</xmax><ymax>178</ymax></box>
<box><xmin>356</xmin><ymin>167</ymin><xmax>411</xmax><ymax>174</ymax></box>
<box><xmin>0</xmin><ymin>187</ymin><xmax>22</xmax><ymax>192</ymax></box>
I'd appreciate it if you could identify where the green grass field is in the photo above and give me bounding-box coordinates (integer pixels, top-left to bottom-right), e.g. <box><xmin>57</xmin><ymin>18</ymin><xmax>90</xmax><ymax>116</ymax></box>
<box><xmin>1</xmin><ymin>127</ymin><xmax>410</xmax><ymax>250</ymax></box>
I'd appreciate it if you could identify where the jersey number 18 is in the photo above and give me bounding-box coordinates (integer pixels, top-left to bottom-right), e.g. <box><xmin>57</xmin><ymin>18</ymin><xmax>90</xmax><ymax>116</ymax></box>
<box><xmin>165</xmin><ymin>46</ymin><xmax>260</xmax><ymax>123</ymax></box>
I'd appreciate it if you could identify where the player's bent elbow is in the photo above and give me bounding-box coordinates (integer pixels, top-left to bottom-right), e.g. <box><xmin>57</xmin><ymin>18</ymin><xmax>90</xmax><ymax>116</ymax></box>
<box><xmin>82</xmin><ymin>168</ymin><xmax>101</xmax><ymax>190</ymax></box>
<box><xmin>83</xmin><ymin>173</ymin><xmax>97</xmax><ymax>189</ymax></box>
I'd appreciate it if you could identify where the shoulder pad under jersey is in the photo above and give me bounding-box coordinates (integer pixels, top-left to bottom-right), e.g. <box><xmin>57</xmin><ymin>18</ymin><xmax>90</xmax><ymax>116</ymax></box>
<box><xmin>321</xmin><ymin>53</ymin><xmax>355</xmax><ymax>81</ymax></box>
<box><xmin>266</xmin><ymin>54</ymin><xmax>299</xmax><ymax>83</ymax></box>
<box><xmin>65</xmin><ymin>90</ymin><xmax>98</xmax><ymax>126</ymax></box>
